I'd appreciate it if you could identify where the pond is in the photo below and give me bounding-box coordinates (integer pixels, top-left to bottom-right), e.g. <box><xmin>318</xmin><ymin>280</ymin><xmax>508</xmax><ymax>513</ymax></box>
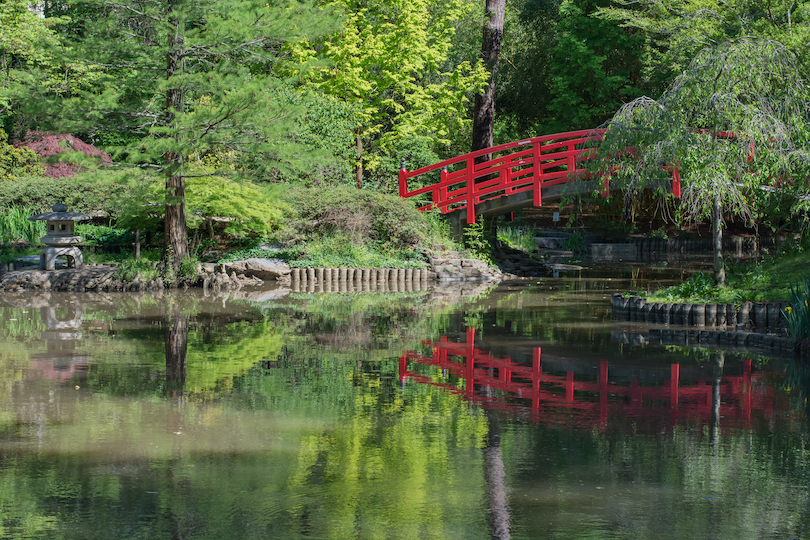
<box><xmin>0</xmin><ymin>266</ymin><xmax>808</xmax><ymax>539</ymax></box>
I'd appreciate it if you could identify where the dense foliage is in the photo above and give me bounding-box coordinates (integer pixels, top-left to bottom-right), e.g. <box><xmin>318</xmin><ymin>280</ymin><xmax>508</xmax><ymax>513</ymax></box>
<box><xmin>0</xmin><ymin>0</ymin><xmax>809</xmax><ymax>269</ymax></box>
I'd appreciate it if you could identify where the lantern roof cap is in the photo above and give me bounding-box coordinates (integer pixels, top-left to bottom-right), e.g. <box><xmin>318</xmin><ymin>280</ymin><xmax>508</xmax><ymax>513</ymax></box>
<box><xmin>28</xmin><ymin>203</ymin><xmax>91</xmax><ymax>222</ymax></box>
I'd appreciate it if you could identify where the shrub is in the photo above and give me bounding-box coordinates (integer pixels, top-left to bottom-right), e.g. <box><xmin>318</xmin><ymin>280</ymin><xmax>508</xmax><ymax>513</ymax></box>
<box><xmin>279</xmin><ymin>185</ymin><xmax>438</xmax><ymax>250</ymax></box>
<box><xmin>0</xmin><ymin>171</ymin><xmax>126</xmax><ymax>215</ymax></box>
<box><xmin>0</xmin><ymin>129</ymin><xmax>44</xmax><ymax>180</ymax></box>
<box><xmin>14</xmin><ymin>132</ymin><xmax>112</xmax><ymax>178</ymax></box>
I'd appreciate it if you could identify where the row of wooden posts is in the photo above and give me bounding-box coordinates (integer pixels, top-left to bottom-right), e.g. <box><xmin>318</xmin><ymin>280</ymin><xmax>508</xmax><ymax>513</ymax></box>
<box><xmin>291</xmin><ymin>267</ymin><xmax>432</xmax><ymax>294</ymax></box>
<box><xmin>612</xmin><ymin>293</ymin><xmax>789</xmax><ymax>330</ymax></box>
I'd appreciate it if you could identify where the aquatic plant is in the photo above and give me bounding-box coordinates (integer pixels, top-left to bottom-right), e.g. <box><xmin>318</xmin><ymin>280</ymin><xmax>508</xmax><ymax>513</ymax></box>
<box><xmin>497</xmin><ymin>225</ymin><xmax>537</xmax><ymax>252</ymax></box>
<box><xmin>561</xmin><ymin>231</ymin><xmax>587</xmax><ymax>254</ymax></box>
<box><xmin>0</xmin><ymin>205</ymin><xmax>45</xmax><ymax>244</ymax></box>
<box><xmin>784</xmin><ymin>278</ymin><xmax>810</xmax><ymax>341</ymax></box>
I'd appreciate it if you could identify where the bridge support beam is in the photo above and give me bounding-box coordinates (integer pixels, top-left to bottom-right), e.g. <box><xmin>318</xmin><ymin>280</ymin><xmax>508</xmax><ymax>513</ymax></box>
<box><xmin>444</xmin><ymin>180</ymin><xmax>601</xmax><ymax>241</ymax></box>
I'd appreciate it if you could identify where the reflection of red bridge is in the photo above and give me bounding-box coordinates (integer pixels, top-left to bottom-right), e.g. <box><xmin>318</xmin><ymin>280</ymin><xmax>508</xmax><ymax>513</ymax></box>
<box><xmin>399</xmin><ymin>329</ymin><xmax>785</xmax><ymax>431</ymax></box>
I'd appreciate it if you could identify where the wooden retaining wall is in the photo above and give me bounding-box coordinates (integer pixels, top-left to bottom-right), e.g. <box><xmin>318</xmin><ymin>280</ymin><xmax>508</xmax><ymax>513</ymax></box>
<box><xmin>291</xmin><ymin>267</ymin><xmax>433</xmax><ymax>293</ymax></box>
<box><xmin>611</xmin><ymin>293</ymin><xmax>789</xmax><ymax>331</ymax></box>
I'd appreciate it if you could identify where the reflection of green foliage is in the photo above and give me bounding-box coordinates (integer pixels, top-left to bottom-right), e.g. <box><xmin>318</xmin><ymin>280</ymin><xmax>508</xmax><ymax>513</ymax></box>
<box><xmin>186</xmin><ymin>319</ymin><xmax>285</xmax><ymax>401</ymax></box>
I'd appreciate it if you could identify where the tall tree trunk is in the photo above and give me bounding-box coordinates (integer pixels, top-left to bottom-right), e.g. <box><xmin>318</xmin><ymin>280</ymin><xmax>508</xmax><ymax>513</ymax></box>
<box><xmin>356</xmin><ymin>133</ymin><xmax>363</xmax><ymax>189</ymax></box>
<box><xmin>164</xmin><ymin>5</ymin><xmax>188</xmax><ymax>264</ymax></box>
<box><xmin>471</xmin><ymin>0</ymin><xmax>505</xmax><ymax>163</ymax></box>
<box><xmin>712</xmin><ymin>193</ymin><xmax>725</xmax><ymax>286</ymax></box>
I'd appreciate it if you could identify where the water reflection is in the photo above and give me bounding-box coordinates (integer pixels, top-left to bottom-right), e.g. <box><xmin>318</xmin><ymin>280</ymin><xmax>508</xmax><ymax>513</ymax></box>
<box><xmin>0</xmin><ymin>284</ymin><xmax>809</xmax><ymax>539</ymax></box>
<box><xmin>30</xmin><ymin>303</ymin><xmax>89</xmax><ymax>382</ymax></box>
<box><xmin>400</xmin><ymin>327</ymin><xmax>783</xmax><ymax>433</ymax></box>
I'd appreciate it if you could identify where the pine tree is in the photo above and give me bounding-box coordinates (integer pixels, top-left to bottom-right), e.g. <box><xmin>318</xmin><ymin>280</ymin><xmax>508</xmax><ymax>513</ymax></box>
<box><xmin>34</xmin><ymin>0</ymin><xmax>339</xmax><ymax>265</ymax></box>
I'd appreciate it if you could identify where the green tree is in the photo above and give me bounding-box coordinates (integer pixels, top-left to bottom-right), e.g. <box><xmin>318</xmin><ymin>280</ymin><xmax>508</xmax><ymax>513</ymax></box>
<box><xmin>591</xmin><ymin>39</ymin><xmax>810</xmax><ymax>285</ymax></box>
<box><xmin>495</xmin><ymin>0</ymin><xmax>645</xmax><ymax>140</ymax></box>
<box><xmin>597</xmin><ymin>0</ymin><xmax>810</xmax><ymax>92</ymax></box>
<box><xmin>35</xmin><ymin>0</ymin><xmax>339</xmax><ymax>266</ymax></box>
<box><xmin>293</xmin><ymin>0</ymin><xmax>489</xmax><ymax>188</ymax></box>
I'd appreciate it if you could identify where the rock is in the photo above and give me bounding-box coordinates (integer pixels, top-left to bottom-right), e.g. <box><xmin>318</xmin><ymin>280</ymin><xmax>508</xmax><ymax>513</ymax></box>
<box><xmin>225</xmin><ymin>258</ymin><xmax>291</xmax><ymax>281</ymax></box>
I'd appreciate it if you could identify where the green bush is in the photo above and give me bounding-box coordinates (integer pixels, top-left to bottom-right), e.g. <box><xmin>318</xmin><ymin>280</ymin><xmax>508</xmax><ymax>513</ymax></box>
<box><xmin>0</xmin><ymin>129</ymin><xmax>44</xmax><ymax>180</ymax></box>
<box><xmin>0</xmin><ymin>171</ymin><xmax>127</xmax><ymax>215</ymax></box>
<box><xmin>463</xmin><ymin>220</ymin><xmax>493</xmax><ymax>264</ymax></box>
<box><xmin>115</xmin><ymin>171</ymin><xmax>288</xmax><ymax>240</ymax></box>
<box><xmin>279</xmin><ymin>185</ymin><xmax>441</xmax><ymax>251</ymax></box>
<box><xmin>75</xmin><ymin>224</ymin><xmax>134</xmax><ymax>246</ymax></box>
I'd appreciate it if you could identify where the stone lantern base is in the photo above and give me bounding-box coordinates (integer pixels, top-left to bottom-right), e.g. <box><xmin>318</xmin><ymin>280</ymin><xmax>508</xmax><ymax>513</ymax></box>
<box><xmin>40</xmin><ymin>246</ymin><xmax>83</xmax><ymax>271</ymax></box>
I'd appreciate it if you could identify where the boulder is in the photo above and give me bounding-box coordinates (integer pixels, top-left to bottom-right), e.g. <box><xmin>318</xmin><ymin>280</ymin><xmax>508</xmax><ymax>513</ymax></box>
<box><xmin>226</xmin><ymin>258</ymin><xmax>291</xmax><ymax>281</ymax></box>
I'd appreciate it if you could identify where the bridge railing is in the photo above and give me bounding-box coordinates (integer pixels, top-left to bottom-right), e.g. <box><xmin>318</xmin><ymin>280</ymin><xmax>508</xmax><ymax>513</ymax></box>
<box><xmin>398</xmin><ymin>129</ymin><xmax>682</xmax><ymax>224</ymax></box>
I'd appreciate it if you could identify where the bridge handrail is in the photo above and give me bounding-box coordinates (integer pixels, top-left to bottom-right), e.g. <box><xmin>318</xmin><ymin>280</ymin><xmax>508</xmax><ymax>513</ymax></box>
<box><xmin>398</xmin><ymin>128</ymin><xmax>684</xmax><ymax>224</ymax></box>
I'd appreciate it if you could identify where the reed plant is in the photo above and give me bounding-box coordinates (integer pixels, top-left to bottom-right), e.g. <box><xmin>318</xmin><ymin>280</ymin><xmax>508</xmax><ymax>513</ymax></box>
<box><xmin>785</xmin><ymin>278</ymin><xmax>810</xmax><ymax>341</ymax></box>
<box><xmin>497</xmin><ymin>225</ymin><xmax>537</xmax><ymax>252</ymax></box>
<box><xmin>0</xmin><ymin>205</ymin><xmax>45</xmax><ymax>245</ymax></box>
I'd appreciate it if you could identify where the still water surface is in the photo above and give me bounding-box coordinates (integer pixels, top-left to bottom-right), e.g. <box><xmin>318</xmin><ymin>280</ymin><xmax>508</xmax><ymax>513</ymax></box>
<box><xmin>0</xmin><ymin>269</ymin><xmax>809</xmax><ymax>539</ymax></box>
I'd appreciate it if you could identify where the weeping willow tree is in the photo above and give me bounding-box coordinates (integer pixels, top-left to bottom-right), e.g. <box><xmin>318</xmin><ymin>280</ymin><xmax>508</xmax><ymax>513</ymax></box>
<box><xmin>588</xmin><ymin>39</ymin><xmax>810</xmax><ymax>285</ymax></box>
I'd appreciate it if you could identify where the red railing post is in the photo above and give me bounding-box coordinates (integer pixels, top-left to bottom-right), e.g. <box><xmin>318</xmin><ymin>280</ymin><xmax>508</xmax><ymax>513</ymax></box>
<box><xmin>398</xmin><ymin>158</ymin><xmax>408</xmax><ymax>197</ymax></box>
<box><xmin>599</xmin><ymin>359</ymin><xmax>608</xmax><ymax>424</ymax></box>
<box><xmin>439</xmin><ymin>166</ymin><xmax>449</xmax><ymax>211</ymax></box>
<box><xmin>466</xmin><ymin>156</ymin><xmax>476</xmax><ymax>224</ymax></box>
<box><xmin>532</xmin><ymin>142</ymin><xmax>542</xmax><ymax>206</ymax></box>
<box><xmin>532</xmin><ymin>347</ymin><xmax>541</xmax><ymax>413</ymax></box>
<box><xmin>566</xmin><ymin>371</ymin><xmax>574</xmax><ymax>402</ymax></box>
<box><xmin>672</xmin><ymin>167</ymin><xmax>681</xmax><ymax>198</ymax></box>
<box><xmin>399</xmin><ymin>355</ymin><xmax>407</xmax><ymax>381</ymax></box>
<box><xmin>601</xmin><ymin>177</ymin><xmax>609</xmax><ymax>198</ymax></box>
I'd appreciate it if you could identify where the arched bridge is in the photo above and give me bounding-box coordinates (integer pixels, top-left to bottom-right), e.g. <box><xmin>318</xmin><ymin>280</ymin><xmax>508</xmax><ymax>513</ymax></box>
<box><xmin>398</xmin><ymin>129</ymin><xmax>682</xmax><ymax>230</ymax></box>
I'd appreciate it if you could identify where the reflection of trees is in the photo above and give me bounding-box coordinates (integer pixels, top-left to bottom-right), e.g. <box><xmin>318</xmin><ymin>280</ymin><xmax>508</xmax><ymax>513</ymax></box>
<box><xmin>165</xmin><ymin>314</ymin><xmax>188</xmax><ymax>397</ymax></box>
<box><xmin>710</xmin><ymin>352</ymin><xmax>724</xmax><ymax>446</ymax></box>
<box><xmin>485</xmin><ymin>410</ymin><xmax>511</xmax><ymax>539</ymax></box>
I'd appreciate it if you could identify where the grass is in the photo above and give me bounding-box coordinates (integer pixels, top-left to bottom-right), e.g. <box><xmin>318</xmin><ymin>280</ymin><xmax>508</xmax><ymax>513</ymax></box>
<box><xmin>640</xmin><ymin>251</ymin><xmax>810</xmax><ymax>304</ymax></box>
<box><xmin>497</xmin><ymin>226</ymin><xmax>537</xmax><ymax>252</ymax></box>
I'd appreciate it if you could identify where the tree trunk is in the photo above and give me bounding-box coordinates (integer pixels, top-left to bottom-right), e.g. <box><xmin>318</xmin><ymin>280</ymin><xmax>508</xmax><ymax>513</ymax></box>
<box><xmin>164</xmin><ymin>5</ymin><xmax>188</xmax><ymax>264</ymax></box>
<box><xmin>712</xmin><ymin>193</ymin><xmax>725</xmax><ymax>286</ymax></box>
<box><xmin>356</xmin><ymin>133</ymin><xmax>363</xmax><ymax>189</ymax></box>
<box><xmin>471</xmin><ymin>0</ymin><xmax>506</xmax><ymax>163</ymax></box>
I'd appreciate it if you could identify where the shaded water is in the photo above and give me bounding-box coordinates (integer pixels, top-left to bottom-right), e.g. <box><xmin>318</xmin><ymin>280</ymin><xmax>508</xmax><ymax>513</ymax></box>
<box><xmin>0</xmin><ymin>268</ymin><xmax>809</xmax><ymax>539</ymax></box>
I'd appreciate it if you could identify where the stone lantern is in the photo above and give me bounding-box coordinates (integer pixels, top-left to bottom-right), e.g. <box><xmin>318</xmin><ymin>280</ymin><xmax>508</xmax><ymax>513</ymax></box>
<box><xmin>28</xmin><ymin>203</ymin><xmax>91</xmax><ymax>271</ymax></box>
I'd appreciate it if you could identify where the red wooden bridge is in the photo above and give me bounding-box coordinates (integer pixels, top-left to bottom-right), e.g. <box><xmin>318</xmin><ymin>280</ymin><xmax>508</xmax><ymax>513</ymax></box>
<box><xmin>398</xmin><ymin>130</ymin><xmax>682</xmax><ymax>226</ymax></box>
<box><xmin>399</xmin><ymin>328</ymin><xmax>788</xmax><ymax>432</ymax></box>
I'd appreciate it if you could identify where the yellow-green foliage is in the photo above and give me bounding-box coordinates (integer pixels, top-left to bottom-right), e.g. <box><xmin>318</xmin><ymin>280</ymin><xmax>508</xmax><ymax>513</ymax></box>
<box><xmin>116</xmin><ymin>171</ymin><xmax>288</xmax><ymax>238</ymax></box>
<box><xmin>186</xmin><ymin>175</ymin><xmax>287</xmax><ymax>237</ymax></box>
<box><xmin>0</xmin><ymin>129</ymin><xmax>44</xmax><ymax>180</ymax></box>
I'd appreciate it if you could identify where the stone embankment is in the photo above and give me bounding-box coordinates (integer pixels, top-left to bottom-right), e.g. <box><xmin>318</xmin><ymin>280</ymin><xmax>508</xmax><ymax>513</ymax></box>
<box><xmin>611</xmin><ymin>293</ymin><xmax>789</xmax><ymax>330</ymax></box>
<box><xmin>0</xmin><ymin>266</ymin><xmax>158</xmax><ymax>293</ymax></box>
<box><xmin>0</xmin><ymin>249</ymin><xmax>499</xmax><ymax>293</ymax></box>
